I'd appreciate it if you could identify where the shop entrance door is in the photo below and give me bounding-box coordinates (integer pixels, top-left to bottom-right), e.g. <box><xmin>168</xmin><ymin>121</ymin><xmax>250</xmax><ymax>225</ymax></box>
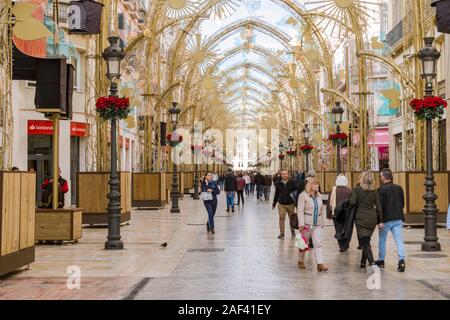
<box><xmin>28</xmin><ymin>155</ymin><xmax>52</xmax><ymax>205</ymax></box>
<box><xmin>28</xmin><ymin>135</ymin><xmax>53</xmax><ymax>204</ymax></box>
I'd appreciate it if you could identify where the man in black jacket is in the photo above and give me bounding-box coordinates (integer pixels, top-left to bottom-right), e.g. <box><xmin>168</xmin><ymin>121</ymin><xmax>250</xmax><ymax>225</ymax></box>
<box><xmin>376</xmin><ymin>168</ymin><xmax>406</xmax><ymax>272</ymax></box>
<box><xmin>224</xmin><ymin>169</ymin><xmax>237</xmax><ymax>213</ymax></box>
<box><xmin>254</xmin><ymin>171</ymin><xmax>265</xmax><ymax>201</ymax></box>
<box><xmin>272</xmin><ymin>170</ymin><xmax>297</xmax><ymax>239</ymax></box>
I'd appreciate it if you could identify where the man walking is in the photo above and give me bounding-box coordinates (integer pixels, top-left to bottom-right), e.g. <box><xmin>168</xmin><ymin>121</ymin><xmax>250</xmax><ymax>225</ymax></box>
<box><xmin>376</xmin><ymin>168</ymin><xmax>406</xmax><ymax>272</ymax></box>
<box><xmin>263</xmin><ymin>174</ymin><xmax>272</xmax><ymax>201</ymax></box>
<box><xmin>272</xmin><ymin>170</ymin><xmax>297</xmax><ymax>239</ymax></box>
<box><xmin>224</xmin><ymin>169</ymin><xmax>237</xmax><ymax>213</ymax></box>
<box><xmin>254</xmin><ymin>171</ymin><xmax>265</xmax><ymax>201</ymax></box>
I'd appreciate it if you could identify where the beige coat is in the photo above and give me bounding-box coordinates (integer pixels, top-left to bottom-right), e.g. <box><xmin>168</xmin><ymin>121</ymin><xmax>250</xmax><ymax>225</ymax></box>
<box><xmin>297</xmin><ymin>191</ymin><xmax>326</xmax><ymax>227</ymax></box>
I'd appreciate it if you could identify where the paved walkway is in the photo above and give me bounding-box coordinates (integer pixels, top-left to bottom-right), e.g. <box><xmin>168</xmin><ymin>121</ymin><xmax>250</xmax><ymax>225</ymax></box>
<box><xmin>0</xmin><ymin>191</ymin><xmax>449</xmax><ymax>300</ymax></box>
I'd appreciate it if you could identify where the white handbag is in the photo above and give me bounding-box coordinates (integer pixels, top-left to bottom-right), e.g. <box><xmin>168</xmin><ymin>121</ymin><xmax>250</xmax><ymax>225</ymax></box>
<box><xmin>200</xmin><ymin>192</ymin><xmax>213</xmax><ymax>201</ymax></box>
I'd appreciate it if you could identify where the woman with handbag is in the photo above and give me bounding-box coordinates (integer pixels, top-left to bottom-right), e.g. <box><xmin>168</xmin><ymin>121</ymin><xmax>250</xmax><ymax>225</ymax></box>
<box><xmin>349</xmin><ymin>170</ymin><xmax>384</xmax><ymax>272</ymax></box>
<box><xmin>297</xmin><ymin>177</ymin><xmax>328</xmax><ymax>272</ymax></box>
<box><xmin>201</xmin><ymin>173</ymin><xmax>221</xmax><ymax>234</ymax></box>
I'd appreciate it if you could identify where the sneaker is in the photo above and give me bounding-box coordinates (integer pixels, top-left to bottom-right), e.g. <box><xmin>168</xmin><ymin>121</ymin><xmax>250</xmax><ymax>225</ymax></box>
<box><xmin>226</xmin><ymin>208</ymin><xmax>230</xmax><ymax>212</ymax></box>
<box><xmin>278</xmin><ymin>234</ymin><xmax>284</xmax><ymax>240</ymax></box>
<box><xmin>232</xmin><ymin>208</ymin><xmax>235</xmax><ymax>213</ymax></box>
<box><xmin>206</xmin><ymin>222</ymin><xmax>210</xmax><ymax>232</ymax></box>
<box><xmin>398</xmin><ymin>259</ymin><xmax>406</xmax><ymax>272</ymax></box>
<box><xmin>375</xmin><ymin>260</ymin><xmax>385</xmax><ymax>268</ymax></box>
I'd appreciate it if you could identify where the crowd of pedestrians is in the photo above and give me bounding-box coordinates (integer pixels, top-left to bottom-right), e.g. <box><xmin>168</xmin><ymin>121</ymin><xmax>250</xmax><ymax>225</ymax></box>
<box><xmin>200</xmin><ymin>167</ymin><xmax>406</xmax><ymax>274</ymax></box>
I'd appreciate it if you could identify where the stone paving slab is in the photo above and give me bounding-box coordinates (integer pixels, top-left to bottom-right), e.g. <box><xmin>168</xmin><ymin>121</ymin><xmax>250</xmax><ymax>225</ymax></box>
<box><xmin>0</xmin><ymin>192</ymin><xmax>449</xmax><ymax>300</ymax></box>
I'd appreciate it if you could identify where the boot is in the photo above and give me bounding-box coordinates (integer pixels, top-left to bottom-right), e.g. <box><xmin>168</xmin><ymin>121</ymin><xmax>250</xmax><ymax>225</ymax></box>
<box><xmin>317</xmin><ymin>264</ymin><xmax>328</xmax><ymax>272</ymax></box>
<box><xmin>298</xmin><ymin>261</ymin><xmax>305</xmax><ymax>269</ymax></box>
<box><xmin>398</xmin><ymin>259</ymin><xmax>405</xmax><ymax>272</ymax></box>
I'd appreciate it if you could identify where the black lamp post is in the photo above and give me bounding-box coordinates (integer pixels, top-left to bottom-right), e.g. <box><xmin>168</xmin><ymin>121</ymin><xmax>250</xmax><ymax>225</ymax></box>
<box><xmin>103</xmin><ymin>36</ymin><xmax>125</xmax><ymax>250</ymax></box>
<box><xmin>279</xmin><ymin>141</ymin><xmax>284</xmax><ymax>171</ymax></box>
<box><xmin>302</xmin><ymin>124</ymin><xmax>311</xmax><ymax>173</ymax></box>
<box><xmin>169</xmin><ymin>102</ymin><xmax>181</xmax><ymax>214</ymax></box>
<box><xmin>332</xmin><ymin>102</ymin><xmax>344</xmax><ymax>175</ymax></box>
<box><xmin>288</xmin><ymin>135</ymin><xmax>295</xmax><ymax>175</ymax></box>
<box><xmin>212</xmin><ymin>149</ymin><xmax>216</xmax><ymax>173</ymax></box>
<box><xmin>418</xmin><ymin>37</ymin><xmax>441</xmax><ymax>251</ymax></box>
<box><xmin>192</xmin><ymin>144</ymin><xmax>200</xmax><ymax>200</ymax></box>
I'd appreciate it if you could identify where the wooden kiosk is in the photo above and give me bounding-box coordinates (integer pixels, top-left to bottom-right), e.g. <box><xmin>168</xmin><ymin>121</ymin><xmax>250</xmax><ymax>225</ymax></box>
<box><xmin>77</xmin><ymin>172</ymin><xmax>131</xmax><ymax>225</ymax></box>
<box><xmin>0</xmin><ymin>171</ymin><xmax>36</xmax><ymax>276</ymax></box>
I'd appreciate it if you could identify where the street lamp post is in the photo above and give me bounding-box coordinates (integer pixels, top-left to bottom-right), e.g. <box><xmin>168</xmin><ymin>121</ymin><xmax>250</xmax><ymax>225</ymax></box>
<box><xmin>302</xmin><ymin>125</ymin><xmax>311</xmax><ymax>173</ymax></box>
<box><xmin>418</xmin><ymin>37</ymin><xmax>441</xmax><ymax>251</ymax></box>
<box><xmin>169</xmin><ymin>102</ymin><xmax>181</xmax><ymax>214</ymax></box>
<box><xmin>288</xmin><ymin>135</ymin><xmax>294</xmax><ymax>176</ymax></box>
<box><xmin>192</xmin><ymin>145</ymin><xmax>200</xmax><ymax>200</ymax></box>
<box><xmin>212</xmin><ymin>149</ymin><xmax>216</xmax><ymax>173</ymax></box>
<box><xmin>279</xmin><ymin>141</ymin><xmax>284</xmax><ymax>171</ymax></box>
<box><xmin>332</xmin><ymin>102</ymin><xmax>344</xmax><ymax>175</ymax></box>
<box><xmin>103</xmin><ymin>36</ymin><xmax>125</xmax><ymax>250</ymax></box>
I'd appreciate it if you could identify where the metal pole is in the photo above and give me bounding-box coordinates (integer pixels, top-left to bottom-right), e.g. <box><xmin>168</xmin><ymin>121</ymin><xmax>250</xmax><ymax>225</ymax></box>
<box><xmin>422</xmin><ymin>115</ymin><xmax>440</xmax><ymax>251</ymax></box>
<box><xmin>305</xmin><ymin>153</ymin><xmax>309</xmax><ymax>173</ymax></box>
<box><xmin>336</xmin><ymin>123</ymin><xmax>341</xmax><ymax>175</ymax></box>
<box><xmin>193</xmin><ymin>163</ymin><xmax>199</xmax><ymax>200</ymax></box>
<box><xmin>170</xmin><ymin>123</ymin><xmax>180</xmax><ymax>213</ymax></box>
<box><xmin>52</xmin><ymin>113</ymin><xmax>60</xmax><ymax>209</ymax></box>
<box><xmin>105</xmin><ymin>81</ymin><xmax>123</xmax><ymax>250</ymax></box>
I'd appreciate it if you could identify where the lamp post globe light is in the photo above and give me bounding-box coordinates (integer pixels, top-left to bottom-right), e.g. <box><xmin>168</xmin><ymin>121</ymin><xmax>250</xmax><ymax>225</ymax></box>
<box><xmin>169</xmin><ymin>102</ymin><xmax>181</xmax><ymax>214</ymax></box>
<box><xmin>302</xmin><ymin>124</ymin><xmax>311</xmax><ymax>173</ymax></box>
<box><xmin>331</xmin><ymin>101</ymin><xmax>344</xmax><ymax>175</ymax></box>
<box><xmin>102</xmin><ymin>36</ymin><xmax>125</xmax><ymax>250</ymax></box>
<box><xmin>418</xmin><ymin>37</ymin><xmax>441</xmax><ymax>252</ymax></box>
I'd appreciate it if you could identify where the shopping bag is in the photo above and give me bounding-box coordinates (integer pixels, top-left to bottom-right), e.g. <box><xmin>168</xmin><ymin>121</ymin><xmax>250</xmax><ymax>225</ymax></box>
<box><xmin>295</xmin><ymin>233</ymin><xmax>309</xmax><ymax>251</ymax></box>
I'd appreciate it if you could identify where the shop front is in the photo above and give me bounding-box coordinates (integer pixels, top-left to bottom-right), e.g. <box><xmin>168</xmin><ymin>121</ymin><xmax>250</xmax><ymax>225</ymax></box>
<box><xmin>27</xmin><ymin>120</ymin><xmax>89</xmax><ymax>205</ymax></box>
<box><xmin>368</xmin><ymin>127</ymin><xmax>390</xmax><ymax>171</ymax></box>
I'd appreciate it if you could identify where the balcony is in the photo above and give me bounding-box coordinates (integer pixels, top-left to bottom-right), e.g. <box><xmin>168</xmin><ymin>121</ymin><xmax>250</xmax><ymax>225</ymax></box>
<box><xmin>386</xmin><ymin>20</ymin><xmax>403</xmax><ymax>47</ymax></box>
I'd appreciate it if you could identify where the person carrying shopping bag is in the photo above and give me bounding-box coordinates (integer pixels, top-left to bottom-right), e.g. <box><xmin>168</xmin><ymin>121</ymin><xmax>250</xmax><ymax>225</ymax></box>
<box><xmin>201</xmin><ymin>173</ymin><xmax>221</xmax><ymax>234</ymax></box>
<box><xmin>297</xmin><ymin>177</ymin><xmax>328</xmax><ymax>272</ymax></box>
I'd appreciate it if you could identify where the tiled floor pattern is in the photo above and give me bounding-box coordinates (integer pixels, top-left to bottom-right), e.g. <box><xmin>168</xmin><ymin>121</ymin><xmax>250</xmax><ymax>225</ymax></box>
<box><xmin>0</xmin><ymin>191</ymin><xmax>449</xmax><ymax>299</ymax></box>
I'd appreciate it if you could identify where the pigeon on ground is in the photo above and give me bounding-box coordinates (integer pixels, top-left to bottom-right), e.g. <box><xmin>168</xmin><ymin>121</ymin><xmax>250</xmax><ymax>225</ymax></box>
<box><xmin>160</xmin><ymin>242</ymin><xmax>168</xmax><ymax>247</ymax></box>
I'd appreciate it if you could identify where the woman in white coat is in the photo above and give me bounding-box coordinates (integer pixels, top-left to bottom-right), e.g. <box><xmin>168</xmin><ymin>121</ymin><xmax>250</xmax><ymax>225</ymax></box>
<box><xmin>297</xmin><ymin>177</ymin><xmax>328</xmax><ymax>272</ymax></box>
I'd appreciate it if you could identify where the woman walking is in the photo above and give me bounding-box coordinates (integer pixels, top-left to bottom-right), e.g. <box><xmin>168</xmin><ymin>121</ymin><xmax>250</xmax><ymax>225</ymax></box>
<box><xmin>236</xmin><ymin>173</ymin><xmax>246</xmax><ymax>206</ymax></box>
<box><xmin>327</xmin><ymin>174</ymin><xmax>352</xmax><ymax>252</ymax></box>
<box><xmin>297</xmin><ymin>177</ymin><xmax>328</xmax><ymax>272</ymax></box>
<box><xmin>201</xmin><ymin>173</ymin><xmax>220</xmax><ymax>234</ymax></box>
<box><xmin>349</xmin><ymin>170</ymin><xmax>384</xmax><ymax>272</ymax></box>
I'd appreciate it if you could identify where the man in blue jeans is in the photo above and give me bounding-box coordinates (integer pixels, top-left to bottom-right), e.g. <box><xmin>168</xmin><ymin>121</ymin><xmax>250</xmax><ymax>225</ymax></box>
<box><xmin>376</xmin><ymin>168</ymin><xmax>406</xmax><ymax>272</ymax></box>
<box><xmin>223</xmin><ymin>169</ymin><xmax>237</xmax><ymax>213</ymax></box>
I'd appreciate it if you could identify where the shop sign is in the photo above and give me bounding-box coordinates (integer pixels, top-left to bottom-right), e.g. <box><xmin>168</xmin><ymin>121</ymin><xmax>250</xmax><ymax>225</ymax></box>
<box><xmin>28</xmin><ymin>120</ymin><xmax>53</xmax><ymax>135</ymax></box>
<box><xmin>28</xmin><ymin>120</ymin><xmax>89</xmax><ymax>137</ymax></box>
<box><xmin>379</xmin><ymin>146</ymin><xmax>389</xmax><ymax>160</ymax></box>
<box><xmin>70</xmin><ymin>122</ymin><xmax>89</xmax><ymax>137</ymax></box>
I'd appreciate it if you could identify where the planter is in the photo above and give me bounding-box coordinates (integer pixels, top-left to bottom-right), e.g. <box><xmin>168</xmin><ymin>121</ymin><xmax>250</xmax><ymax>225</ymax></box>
<box><xmin>393</xmin><ymin>171</ymin><xmax>449</xmax><ymax>224</ymax></box>
<box><xmin>164</xmin><ymin>172</ymin><xmax>185</xmax><ymax>199</ymax></box>
<box><xmin>77</xmin><ymin>172</ymin><xmax>131</xmax><ymax>225</ymax></box>
<box><xmin>35</xmin><ymin>208</ymin><xmax>82</xmax><ymax>242</ymax></box>
<box><xmin>132</xmin><ymin>172</ymin><xmax>166</xmax><ymax>208</ymax></box>
<box><xmin>183</xmin><ymin>172</ymin><xmax>194</xmax><ymax>194</ymax></box>
<box><xmin>0</xmin><ymin>171</ymin><xmax>36</xmax><ymax>277</ymax></box>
